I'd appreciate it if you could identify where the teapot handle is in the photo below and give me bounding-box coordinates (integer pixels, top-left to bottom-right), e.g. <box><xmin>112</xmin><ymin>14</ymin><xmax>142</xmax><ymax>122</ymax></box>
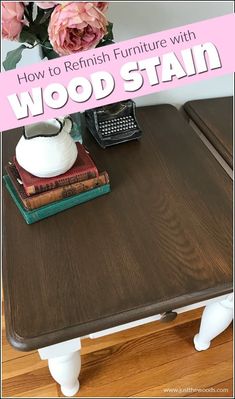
<box><xmin>61</xmin><ymin>116</ymin><xmax>73</xmax><ymax>135</ymax></box>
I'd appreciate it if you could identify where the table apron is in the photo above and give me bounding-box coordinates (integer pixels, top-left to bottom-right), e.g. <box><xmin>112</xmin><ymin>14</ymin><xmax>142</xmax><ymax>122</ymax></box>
<box><xmin>88</xmin><ymin>294</ymin><xmax>229</xmax><ymax>339</ymax></box>
<box><xmin>38</xmin><ymin>293</ymin><xmax>229</xmax><ymax>359</ymax></box>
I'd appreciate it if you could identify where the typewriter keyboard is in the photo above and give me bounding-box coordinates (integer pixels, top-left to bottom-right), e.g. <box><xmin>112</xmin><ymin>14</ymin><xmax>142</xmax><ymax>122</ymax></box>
<box><xmin>99</xmin><ymin>116</ymin><xmax>137</xmax><ymax>137</ymax></box>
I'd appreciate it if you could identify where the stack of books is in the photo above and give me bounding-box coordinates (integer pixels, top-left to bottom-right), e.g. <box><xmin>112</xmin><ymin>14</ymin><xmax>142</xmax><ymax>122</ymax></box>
<box><xmin>3</xmin><ymin>142</ymin><xmax>110</xmax><ymax>224</ymax></box>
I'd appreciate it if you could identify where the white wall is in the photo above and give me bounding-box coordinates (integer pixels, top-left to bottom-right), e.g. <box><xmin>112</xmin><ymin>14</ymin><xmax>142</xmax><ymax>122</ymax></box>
<box><xmin>2</xmin><ymin>1</ymin><xmax>233</xmax><ymax>108</ymax></box>
<box><xmin>107</xmin><ymin>1</ymin><xmax>233</xmax><ymax>107</ymax></box>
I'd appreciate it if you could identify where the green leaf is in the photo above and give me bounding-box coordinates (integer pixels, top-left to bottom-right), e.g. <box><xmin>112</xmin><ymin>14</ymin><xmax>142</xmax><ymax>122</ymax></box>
<box><xmin>35</xmin><ymin>23</ymin><xmax>50</xmax><ymax>42</ymax></box>
<box><xmin>34</xmin><ymin>6</ymin><xmax>45</xmax><ymax>24</ymax></box>
<box><xmin>96</xmin><ymin>22</ymin><xmax>114</xmax><ymax>48</ymax></box>
<box><xmin>19</xmin><ymin>26</ymin><xmax>37</xmax><ymax>45</ymax></box>
<box><xmin>3</xmin><ymin>45</ymin><xmax>27</xmax><ymax>71</ymax></box>
<box><xmin>40</xmin><ymin>45</ymin><xmax>59</xmax><ymax>60</ymax></box>
<box><xmin>24</xmin><ymin>2</ymin><xmax>34</xmax><ymax>23</ymax></box>
<box><xmin>105</xmin><ymin>22</ymin><xmax>114</xmax><ymax>41</ymax></box>
<box><xmin>38</xmin><ymin>8</ymin><xmax>54</xmax><ymax>24</ymax></box>
<box><xmin>42</xmin><ymin>39</ymin><xmax>52</xmax><ymax>48</ymax></box>
<box><xmin>96</xmin><ymin>39</ymin><xmax>114</xmax><ymax>48</ymax></box>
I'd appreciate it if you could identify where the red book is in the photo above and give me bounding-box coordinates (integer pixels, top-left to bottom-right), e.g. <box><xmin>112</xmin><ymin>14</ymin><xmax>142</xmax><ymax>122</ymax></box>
<box><xmin>14</xmin><ymin>142</ymin><xmax>99</xmax><ymax>196</ymax></box>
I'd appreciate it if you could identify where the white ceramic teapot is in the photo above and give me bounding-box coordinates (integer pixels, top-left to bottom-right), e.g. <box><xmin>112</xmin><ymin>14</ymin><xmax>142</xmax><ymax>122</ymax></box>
<box><xmin>16</xmin><ymin>117</ymin><xmax>78</xmax><ymax>178</ymax></box>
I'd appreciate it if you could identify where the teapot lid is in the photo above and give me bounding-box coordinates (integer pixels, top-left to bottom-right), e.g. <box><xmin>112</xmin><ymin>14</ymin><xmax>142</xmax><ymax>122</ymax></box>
<box><xmin>23</xmin><ymin>118</ymin><xmax>63</xmax><ymax>140</ymax></box>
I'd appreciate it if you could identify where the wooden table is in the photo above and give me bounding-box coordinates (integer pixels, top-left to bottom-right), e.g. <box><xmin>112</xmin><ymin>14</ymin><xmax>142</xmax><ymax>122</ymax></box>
<box><xmin>2</xmin><ymin>105</ymin><xmax>233</xmax><ymax>397</ymax></box>
<box><xmin>184</xmin><ymin>97</ymin><xmax>233</xmax><ymax>168</ymax></box>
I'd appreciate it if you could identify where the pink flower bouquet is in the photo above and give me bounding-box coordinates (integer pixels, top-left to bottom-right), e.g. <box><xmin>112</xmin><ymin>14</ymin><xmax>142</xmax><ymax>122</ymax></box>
<box><xmin>2</xmin><ymin>1</ymin><xmax>113</xmax><ymax>70</ymax></box>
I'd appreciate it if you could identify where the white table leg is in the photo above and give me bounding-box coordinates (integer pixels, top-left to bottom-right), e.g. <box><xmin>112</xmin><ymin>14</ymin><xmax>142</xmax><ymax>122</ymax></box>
<box><xmin>38</xmin><ymin>337</ymin><xmax>81</xmax><ymax>397</ymax></box>
<box><xmin>194</xmin><ymin>293</ymin><xmax>233</xmax><ymax>351</ymax></box>
<box><xmin>48</xmin><ymin>351</ymin><xmax>81</xmax><ymax>397</ymax></box>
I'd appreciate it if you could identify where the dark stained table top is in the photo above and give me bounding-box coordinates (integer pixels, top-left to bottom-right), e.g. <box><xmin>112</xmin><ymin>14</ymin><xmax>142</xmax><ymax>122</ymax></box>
<box><xmin>2</xmin><ymin>105</ymin><xmax>232</xmax><ymax>351</ymax></box>
<box><xmin>184</xmin><ymin>97</ymin><xmax>233</xmax><ymax>168</ymax></box>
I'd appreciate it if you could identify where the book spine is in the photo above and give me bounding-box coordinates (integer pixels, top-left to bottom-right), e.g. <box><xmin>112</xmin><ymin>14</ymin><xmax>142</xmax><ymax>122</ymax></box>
<box><xmin>25</xmin><ymin>169</ymin><xmax>98</xmax><ymax>196</ymax></box>
<box><xmin>4</xmin><ymin>175</ymin><xmax>110</xmax><ymax>225</ymax></box>
<box><xmin>24</xmin><ymin>172</ymin><xmax>109</xmax><ymax>210</ymax></box>
<box><xmin>28</xmin><ymin>184</ymin><xmax>111</xmax><ymax>224</ymax></box>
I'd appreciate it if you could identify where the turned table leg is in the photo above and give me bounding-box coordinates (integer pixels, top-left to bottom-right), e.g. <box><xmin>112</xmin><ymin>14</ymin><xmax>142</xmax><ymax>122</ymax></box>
<box><xmin>194</xmin><ymin>293</ymin><xmax>233</xmax><ymax>351</ymax></box>
<box><xmin>48</xmin><ymin>351</ymin><xmax>81</xmax><ymax>396</ymax></box>
<box><xmin>38</xmin><ymin>337</ymin><xmax>81</xmax><ymax>397</ymax></box>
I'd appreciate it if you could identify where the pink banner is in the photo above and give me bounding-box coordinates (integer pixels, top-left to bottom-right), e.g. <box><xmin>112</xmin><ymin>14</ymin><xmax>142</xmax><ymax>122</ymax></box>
<box><xmin>0</xmin><ymin>13</ymin><xmax>234</xmax><ymax>131</ymax></box>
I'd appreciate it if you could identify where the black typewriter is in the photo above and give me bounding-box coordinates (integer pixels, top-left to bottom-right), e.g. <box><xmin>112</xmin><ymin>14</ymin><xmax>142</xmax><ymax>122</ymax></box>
<box><xmin>85</xmin><ymin>100</ymin><xmax>142</xmax><ymax>148</ymax></box>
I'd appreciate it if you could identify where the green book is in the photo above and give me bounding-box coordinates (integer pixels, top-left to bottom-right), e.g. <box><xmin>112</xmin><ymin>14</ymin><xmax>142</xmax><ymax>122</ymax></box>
<box><xmin>3</xmin><ymin>175</ymin><xmax>110</xmax><ymax>225</ymax></box>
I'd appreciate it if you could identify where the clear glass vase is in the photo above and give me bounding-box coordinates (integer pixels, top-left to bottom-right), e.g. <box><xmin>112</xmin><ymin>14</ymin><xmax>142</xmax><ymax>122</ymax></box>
<box><xmin>69</xmin><ymin>112</ymin><xmax>84</xmax><ymax>144</ymax></box>
<box><xmin>39</xmin><ymin>45</ymin><xmax>84</xmax><ymax>144</ymax></box>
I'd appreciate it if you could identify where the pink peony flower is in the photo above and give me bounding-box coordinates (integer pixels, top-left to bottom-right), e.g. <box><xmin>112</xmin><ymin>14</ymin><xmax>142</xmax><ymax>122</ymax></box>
<box><xmin>35</xmin><ymin>2</ymin><xmax>109</xmax><ymax>12</ymax></box>
<box><xmin>48</xmin><ymin>2</ymin><xmax>108</xmax><ymax>56</ymax></box>
<box><xmin>35</xmin><ymin>2</ymin><xmax>60</xmax><ymax>9</ymax></box>
<box><xmin>2</xmin><ymin>1</ymin><xmax>25</xmax><ymax>41</ymax></box>
<box><xmin>93</xmin><ymin>2</ymin><xmax>109</xmax><ymax>13</ymax></box>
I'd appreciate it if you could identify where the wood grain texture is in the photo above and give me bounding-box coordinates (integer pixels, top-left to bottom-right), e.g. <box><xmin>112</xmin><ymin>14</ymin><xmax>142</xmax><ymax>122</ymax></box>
<box><xmin>2</xmin><ymin>105</ymin><xmax>232</xmax><ymax>351</ymax></box>
<box><xmin>2</xmin><ymin>310</ymin><xmax>233</xmax><ymax>398</ymax></box>
<box><xmin>184</xmin><ymin>97</ymin><xmax>233</xmax><ymax>168</ymax></box>
<box><xmin>188</xmin><ymin>380</ymin><xmax>233</xmax><ymax>397</ymax></box>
